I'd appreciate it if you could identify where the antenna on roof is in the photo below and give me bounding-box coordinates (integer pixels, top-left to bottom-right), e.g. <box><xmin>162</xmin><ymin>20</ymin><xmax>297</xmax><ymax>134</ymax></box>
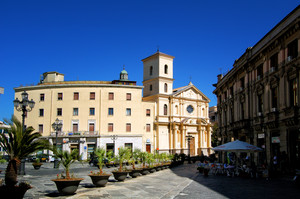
<box><xmin>157</xmin><ymin>45</ymin><xmax>160</xmax><ymax>52</ymax></box>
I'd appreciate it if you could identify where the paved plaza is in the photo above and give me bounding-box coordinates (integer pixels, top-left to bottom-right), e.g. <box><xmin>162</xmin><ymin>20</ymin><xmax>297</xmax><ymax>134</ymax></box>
<box><xmin>0</xmin><ymin>162</ymin><xmax>299</xmax><ymax>199</ymax></box>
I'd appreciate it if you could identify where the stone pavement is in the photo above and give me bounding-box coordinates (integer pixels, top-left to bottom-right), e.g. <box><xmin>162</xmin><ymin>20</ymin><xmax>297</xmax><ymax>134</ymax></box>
<box><xmin>1</xmin><ymin>162</ymin><xmax>300</xmax><ymax>199</ymax></box>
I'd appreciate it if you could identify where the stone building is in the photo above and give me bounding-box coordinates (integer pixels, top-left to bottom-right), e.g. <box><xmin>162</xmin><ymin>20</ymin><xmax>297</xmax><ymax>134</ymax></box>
<box><xmin>213</xmin><ymin>5</ymin><xmax>300</xmax><ymax>170</ymax></box>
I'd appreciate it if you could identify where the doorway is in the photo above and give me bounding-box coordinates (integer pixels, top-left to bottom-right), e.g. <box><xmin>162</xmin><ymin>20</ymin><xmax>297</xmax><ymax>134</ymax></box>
<box><xmin>146</xmin><ymin>144</ymin><xmax>151</xmax><ymax>153</ymax></box>
<box><xmin>189</xmin><ymin>137</ymin><xmax>195</xmax><ymax>156</ymax></box>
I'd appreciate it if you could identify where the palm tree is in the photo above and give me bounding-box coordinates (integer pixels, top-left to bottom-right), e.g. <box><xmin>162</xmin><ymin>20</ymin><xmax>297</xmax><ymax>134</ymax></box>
<box><xmin>54</xmin><ymin>149</ymin><xmax>81</xmax><ymax>179</ymax></box>
<box><xmin>116</xmin><ymin>147</ymin><xmax>131</xmax><ymax>172</ymax></box>
<box><xmin>94</xmin><ymin>147</ymin><xmax>106</xmax><ymax>175</ymax></box>
<box><xmin>0</xmin><ymin>116</ymin><xmax>50</xmax><ymax>186</ymax></box>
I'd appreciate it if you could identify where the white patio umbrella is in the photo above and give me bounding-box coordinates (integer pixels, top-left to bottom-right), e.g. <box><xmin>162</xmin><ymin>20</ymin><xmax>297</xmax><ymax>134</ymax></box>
<box><xmin>212</xmin><ymin>140</ymin><xmax>263</xmax><ymax>152</ymax></box>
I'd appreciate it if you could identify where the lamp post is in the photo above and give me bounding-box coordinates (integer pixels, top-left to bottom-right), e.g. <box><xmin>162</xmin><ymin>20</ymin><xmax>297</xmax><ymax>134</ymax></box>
<box><xmin>111</xmin><ymin>135</ymin><xmax>118</xmax><ymax>155</ymax></box>
<box><xmin>52</xmin><ymin>118</ymin><xmax>63</xmax><ymax>168</ymax></box>
<box><xmin>13</xmin><ymin>91</ymin><xmax>35</xmax><ymax>175</ymax></box>
<box><xmin>186</xmin><ymin>135</ymin><xmax>192</xmax><ymax>164</ymax></box>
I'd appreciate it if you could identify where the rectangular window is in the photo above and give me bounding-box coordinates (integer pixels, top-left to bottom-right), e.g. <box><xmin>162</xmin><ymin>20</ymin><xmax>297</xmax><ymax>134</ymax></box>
<box><xmin>57</xmin><ymin>108</ymin><xmax>62</xmax><ymax>116</ymax></box>
<box><xmin>74</xmin><ymin>92</ymin><xmax>79</xmax><ymax>100</ymax></box>
<box><xmin>109</xmin><ymin>92</ymin><xmax>114</xmax><ymax>100</ymax></box>
<box><xmin>258</xmin><ymin>94</ymin><xmax>263</xmax><ymax>113</ymax></box>
<box><xmin>108</xmin><ymin>123</ymin><xmax>113</xmax><ymax>132</ymax></box>
<box><xmin>290</xmin><ymin>79</ymin><xmax>298</xmax><ymax>106</ymax></box>
<box><xmin>146</xmin><ymin>124</ymin><xmax>151</xmax><ymax>132</ymax></box>
<box><xmin>90</xmin><ymin>108</ymin><xmax>95</xmax><ymax>116</ymax></box>
<box><xmin>40</xmin><ymin>93</ymin><xmax>45</xmax><ymax>101</ymax></box>
<box><xmin>126</xmin><ymin>108</ymin><xmax>131</xmax><ymax>116</ymax></box>
<box><xmin>271</xmin><ymin>87</ymin><xmax>278</xmax><ymax>109</ymax></box>
<box><xmin>73</xmin><ymin>123</ymin><xmax>78</xmax><ymax>133</ymax></box>
<box><xmin>270</xmin><ymin>53</ymin><xmax>278</xmax><ymax>70</ymax></box>
<box><xmin>89</xmin><ymin>123</ymin><xmax>95</xmax><ymax>132</ymax></box>
<box><xmin>146</xmin><ymin>109</ymin><xmax>150</xmax><ymax>116</ymax></box>
<box><xmin>240</xmin><ymin>77</ymin><xmax>245</xmax><ymax>90</ymax></box>
<box><xmin>287</xmin><ymin>39</ymin><xmax>298</xmax><ymax>59</ymax></box>
<box><xmin>124</xmin><ymin>143</ymin><xmax>133</xmax><ymax>153</ymax></box>
<box><xmin>73</xmin><ymin>108</ymin><xmax>78</xmax><ymax>116</ymax></box>
<box><xmin>90</xmin><ymin>92</ymin><xmax>95</xmax><ymax>100</ymax></box>
<box><xmin>39</xmin><ymin>109</ymin><xmax>44</xmax><ymax>117</ymax></box>
<box><xmin>38</xmin><ymin>124</ymin><xmax>43</xmax><ymax>133</ymax></box>
<box><xmin>126</xmin><ymin>93</ymin><xmax>131</xmax><ymax>101</ymax></box>
<box><xmin>126</xmin><ymin>123</ymin><xmax>131</xmax><ymax>132</ymax></box>
<box><xmin>257</xmin><ymin>64</ymin><xmax>263</xmax><ymax>79</ymax></box>
<box><xmin>58</xmin><ymin>93</ymin><xmax>63</xmax><ymax>100</ymax></box>
<box><xmin>108</xmin><ymin>108</ymin><xmax>114</xmax><ymax>115</ymax></box>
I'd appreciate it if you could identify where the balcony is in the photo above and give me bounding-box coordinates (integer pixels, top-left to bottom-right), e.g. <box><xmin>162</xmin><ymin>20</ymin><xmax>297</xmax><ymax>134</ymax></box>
<box><xmin>266</xmin><ymin>109</ymin><xmax>279</xmax><ymax>129</ymax></box>
<box><xmin>282</xmin><ymin>106</ymin><xmax>299</xmax><ymax>126</ymax></box>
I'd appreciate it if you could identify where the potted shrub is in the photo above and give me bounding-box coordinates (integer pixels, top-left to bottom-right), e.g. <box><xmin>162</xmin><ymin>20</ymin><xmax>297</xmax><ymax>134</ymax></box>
<box><xmin>51</xmin><ymin>149</ymin><xmax>84</xmax><ymax>195</ymax></box>
<box><xmin>112</xmin><ymin>147</ymin><xmax>131</xmax><ymax>181</ymax></box>
<box><xmin>0</xmin><ymin>117</ymin><xmax>50</xmax><ymax>198</ymax></box>
<box><xmin>105</xmin><ymin>150</ymin><xmax>114</xmax><ymax>168</ymax></box>
<box><xmin>89</xmin><ymin>148</ymin><xmax>111</xmax><ymax>187</ymax></box>
<box><xmin>32</xmin><ymin>158</ymin><xmax>43</xmax><ymax>170</ymax></box>
<box><xmin>140</xmin><ymin>152</ymin><xmax>150</xmax><ymax>175</ymax></box>
<box><xmin>128</xmin><ymin>149</ymin><xmax>142</xmax><ymax>178</ymax></box>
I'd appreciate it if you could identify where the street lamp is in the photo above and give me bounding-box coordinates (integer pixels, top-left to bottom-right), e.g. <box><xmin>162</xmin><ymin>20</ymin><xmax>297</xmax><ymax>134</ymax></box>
<box><xmin>13</xmin><ymin>91</ymin><xmax>35</xmax><ymax>131</ymax></box>
<box><xmin>186</xmin><ymin>135</ymin><xmax>193</xmax><ymax>164</ymax></box>
<box><xmin>52</xmin><ymin>118</ymin><xmax>63</xmax><ymax>168</ymax></box>
<box><xmin>111</xmin><ymin>135</ymin><xmax>118</xmax><ymax>155</ymax></box>
<box><xmin>13</xmin><ymin>91</ymin><xmax>35</xmax><ymax>175</ymax></box>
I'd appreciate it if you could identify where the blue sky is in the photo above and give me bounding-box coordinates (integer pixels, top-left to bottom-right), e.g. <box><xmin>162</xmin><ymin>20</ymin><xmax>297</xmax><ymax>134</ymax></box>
<box><xmin>0</xmin><ymin>0</ymin><xmax>299</xmax><ymax>121</ymax></box>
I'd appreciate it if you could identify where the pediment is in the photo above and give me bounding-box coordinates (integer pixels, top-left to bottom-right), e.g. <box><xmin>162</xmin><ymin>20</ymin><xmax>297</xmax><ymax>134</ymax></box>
<box><xmin>173</xmin><ymin>84</ymin><xmax>210</xmax><ymax>102</ymax></box>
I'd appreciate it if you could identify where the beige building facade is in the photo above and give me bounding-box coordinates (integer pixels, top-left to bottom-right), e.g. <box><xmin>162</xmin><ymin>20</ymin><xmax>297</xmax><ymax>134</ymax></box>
<box><xmin>213</xmin><ymin>6</ymin><xmax>300</xmax><ymax>170</ymax></box>
<box><xmin>14</xmin><ymin>51</ymin><xmax>212</xmax><ymax>159</ymax></box>
<box><xmin>14</xmin><ymin>71</ymin><xmax>155</xmax><ymax>160</ymax></box>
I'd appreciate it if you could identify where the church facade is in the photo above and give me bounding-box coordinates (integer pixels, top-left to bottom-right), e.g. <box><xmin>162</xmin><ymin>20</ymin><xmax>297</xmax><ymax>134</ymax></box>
<box><xmin>142</xmin><ymin>52</ymin><xmax>212</xmax><ymax>156</ymax></box>
<box><xmin>13</xmin><ymin>51</ymin><xmax>212</xmax><ymax>159</ymax></box>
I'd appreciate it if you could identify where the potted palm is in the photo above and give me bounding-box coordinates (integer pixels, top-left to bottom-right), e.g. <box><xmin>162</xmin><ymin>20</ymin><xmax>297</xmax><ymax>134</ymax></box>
<box><xmin>140</xmin><ymin>152</ymin><xmax>150</xmax><ymax>175</ymax></box>
<box><xmin>0</xmin><ymin>117</ymin><xmax>50</xmax><ymax>198</ymax></box>
<box><xmin>32</xmin><ymin>158</ymin><xmax>43</xmax><ymax>170</ymax></box>
<box><xmin>89</xmin><ymin>148</ymin><xmax>111</xmax><ymax>187</ymax></box>
<box><xmin>147</xmin><ymin>153</ymin><xmax>156</xmax><ymax>173</ymax></box>
<box><xmin>112</xmin><ymin>147</ymin><xmax>131</xmax><ymax>181</ymax></box>
<box><xmin>51</xmin><ymin>149</ymin><xmax>84</xmax><ymax>195</ymax></box>
<box><xmin>105</xmin><ymin>150</ymin><xmax>114</xmax><ymax>168</ymax></box>
<box><xmin>128</xmin><ymin>149</ymin><xmax>142</xmax><ymax>178</ymax></box>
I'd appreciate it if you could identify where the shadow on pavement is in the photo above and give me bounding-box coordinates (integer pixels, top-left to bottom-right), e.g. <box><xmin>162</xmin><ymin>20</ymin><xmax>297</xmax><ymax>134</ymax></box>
<box><xmin>169</xmin><ymin>162</ymin><xmax>300</xmax><ymax>199</ymax></box>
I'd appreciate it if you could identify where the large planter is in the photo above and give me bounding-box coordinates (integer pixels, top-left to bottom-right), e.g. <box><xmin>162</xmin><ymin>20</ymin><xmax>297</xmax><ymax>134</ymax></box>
<box><xmin>149</xmin><ymin>168</ymin><xmax>156</xmax><ymax>173</ymax></box>
<box><xmin>32</xmin><ymin>163</ymin><xmax>42</xmax><ymax>170</ymax></box>
<box><xmin>155</xmin><ymin>166</ymin><xmax>162</xmax><ymax>171</ymax></box>
<box><xmin>112</xmin><ymin>171</ymin><xmax>128</xmax><ymax>181</ymax></box>
<box><xmin>141</xmin><ymin>168</ymin><xmax>150</xmax><ymax>175</ymax></box>
<box><xmin>0</xmin><ymin>185</ymin><xmax>32</xmax><ymax>199</ymax></box>
<box><xmin>52</xmin><ymin>178</ymin><xmax>83</xmax><ymax>195</ymax></box>
<box><xmin>89</xmin><ymin>174</ymin><xmax>111</xmax><ymax>187</ymax></box>
<box><xmin>203</xmin><ymin>168</ymin><xmax>210</xmax><ymax>176</ymax></box>
<box><xmin>129</xmin><ymin>169</ymin><xmax>142</xmax><ymax>178</ymax></box>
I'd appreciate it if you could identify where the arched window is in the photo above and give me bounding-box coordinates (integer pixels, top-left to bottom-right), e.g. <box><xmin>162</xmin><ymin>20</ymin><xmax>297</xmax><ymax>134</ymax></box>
<box><xmin>202</xmin><ymin>108</ymin><xmax>205</xmax><ymax>117</ymax></box>
<box><xmin>164</xmin><ymin>64</ymin><xmax>168</xmax><ymax>74</ymax></box>
<box><xmin>150</xmin><ymin>66</ymin><xmax>153</xmax><ymax>76</ymax></box>
<box><xmin>175</xmin><ymin>105</ymin><xmax>178</xmax><ymax>114</ymax></box>
<box><xmin>164</xmin><ymin>83</ymin><xmax>168</xmax><ymax>93</ymax></box>
<box><xmin>164</xmin><ymin>104</ymin><xmax>168</xmax><ymax>115</ymax></box>
<box><xmin>150</xmin><ymin>84</ymin><xmax>152</xmax><ymax>91</ymax></box>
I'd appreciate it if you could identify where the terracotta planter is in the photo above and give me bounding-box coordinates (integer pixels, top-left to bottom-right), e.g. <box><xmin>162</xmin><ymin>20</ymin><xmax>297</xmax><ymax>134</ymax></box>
<box><xmin>129</xmin><ymin>169</ymin><xmax>142</xmax><ymax>178</ymax></box>
<box><xmin>89</xmin><ymin>174</ymin><xmax>111</xmax><ymax>187</ymax></box>
<box><xmin>112</xmin><ymin>171</ymin><xmax>128</xmax><ymax>181</ymax></box>
<box><xmin>0</xmin><ymin>185</ymin><xmax>31</xmax><ymax>199</ymax></box>
<box><xmin>52</xmin><ymin>178</ymin><xmax>83</xmax><ymax>195</ymax></box>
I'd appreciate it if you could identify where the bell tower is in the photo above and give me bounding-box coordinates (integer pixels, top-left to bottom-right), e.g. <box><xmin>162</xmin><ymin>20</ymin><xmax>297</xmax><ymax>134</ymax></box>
<box><xmin>142</xmin><ymin>51</ymin><xmax>174</xmax><ymax>97</ymax></box>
